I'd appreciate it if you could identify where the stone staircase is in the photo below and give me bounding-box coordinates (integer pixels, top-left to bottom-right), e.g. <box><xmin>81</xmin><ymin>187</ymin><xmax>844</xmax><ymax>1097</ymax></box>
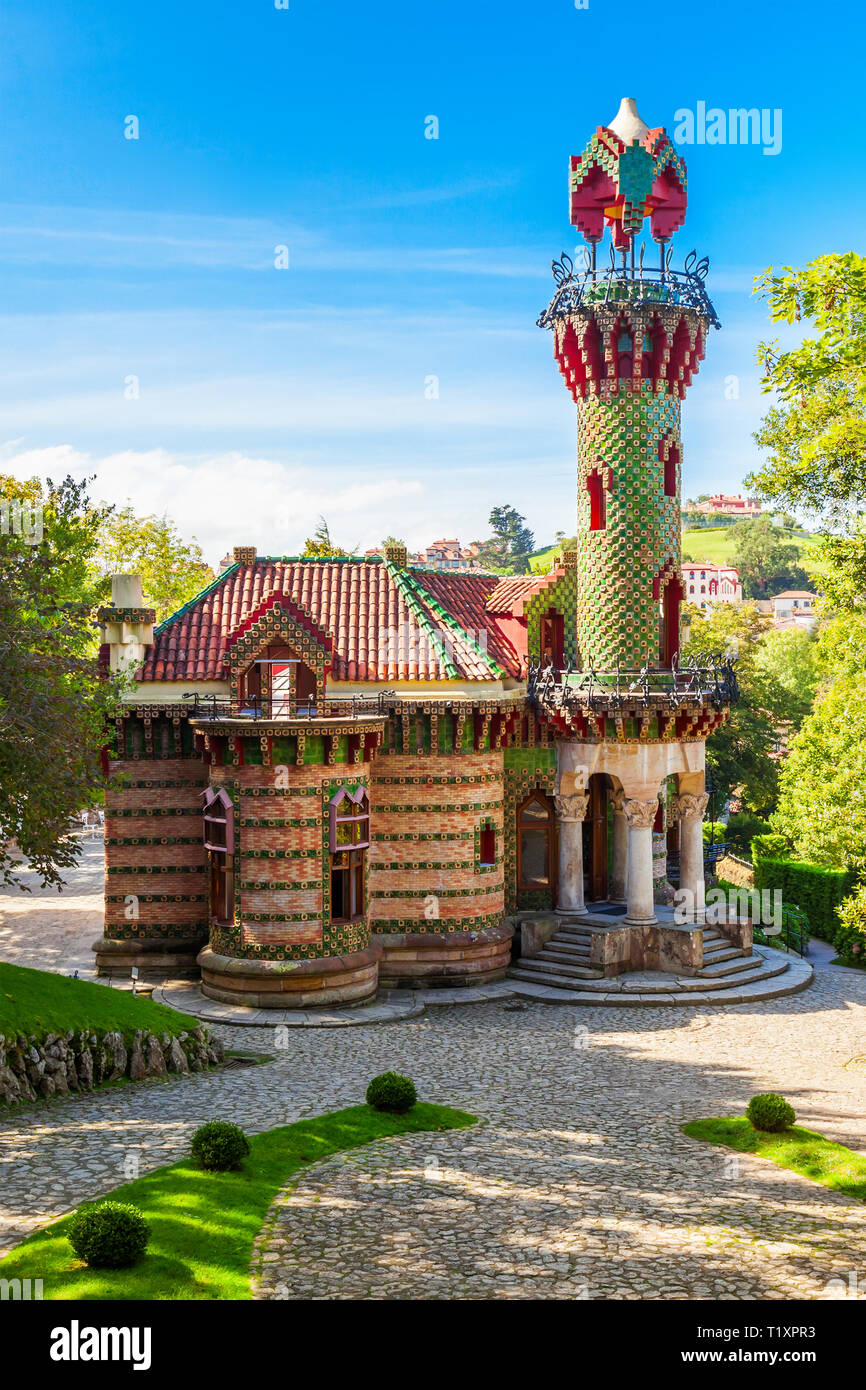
<box><xmin>507</xmin><ymin>919</ymin><xmax>811</xmax><ymax>1005</ymax></box>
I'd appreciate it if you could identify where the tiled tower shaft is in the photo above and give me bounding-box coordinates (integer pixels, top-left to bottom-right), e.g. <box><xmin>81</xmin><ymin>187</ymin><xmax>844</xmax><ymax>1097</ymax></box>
<box><xmin>554</xmin><ymin>302</ymin><xmax>707</xmax><ymax>669</ymax></box>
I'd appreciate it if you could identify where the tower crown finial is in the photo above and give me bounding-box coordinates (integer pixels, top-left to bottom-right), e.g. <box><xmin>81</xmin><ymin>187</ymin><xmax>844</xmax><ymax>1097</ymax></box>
<box><xmin>607</xmin><ymin>97</ymin><xmax>650</xmax><ymax>146</ymax></box>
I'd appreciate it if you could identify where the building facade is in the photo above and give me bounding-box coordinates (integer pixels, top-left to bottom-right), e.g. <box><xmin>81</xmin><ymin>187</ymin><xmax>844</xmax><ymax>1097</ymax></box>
<box><xmin>682</xmin><ymin>563</ymin><xmax>742</xmax><ymax>607</ymax></box>
<box><xmin>684</xmin><ymin>494</ymin><xmax>762</xmax><ymax>518</ymax></box>
<box><xmin>95</xmin><ymin>98</ymin><xmax>735</xmax><ymax>1007</ymax></box>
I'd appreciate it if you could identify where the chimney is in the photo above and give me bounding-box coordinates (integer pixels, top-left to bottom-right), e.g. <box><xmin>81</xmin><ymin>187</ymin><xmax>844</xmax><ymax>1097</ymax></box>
<box><xmin>233</xmin><ymin>546</ymin><xmax>257</xmax><ymax>566</ymax></box>
<box><xmin>383</xmin><ymin>543</ymin><xmax>408</xmax><ymax>568</ymax></box>
<box><xmin>97</xmin><ymin>574</ymin><xmax>155</xmax><ymax>675</ymax></box>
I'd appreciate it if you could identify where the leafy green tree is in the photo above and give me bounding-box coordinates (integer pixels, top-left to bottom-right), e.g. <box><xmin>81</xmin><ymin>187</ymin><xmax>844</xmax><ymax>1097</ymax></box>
<box><xmin>0</xmin><ymin>476</ymin><xmax>121</xmax><ymax>887</ymax></box>
<box><xmin>682</xmin><ymin>602</ymin><xmax>780</xmax><ymax>815</ymax></box>
<box><xmin>751</xmin><ymin>626</ymin><xmax>820</xmax><ymax>729</ymax></box>
<box><xmin>771</xmin><ymin>613</ymin><xmax>866</xmax><ymax>869</ymax></box>
<box><xmin>729</xmin><ymin>515</ymin><xmax>808</xmax><ymax>599</ymax></box>
<box><xmin>748</xmin><ymin>252</ymin><xmax>866</xmax><ymax>525</ymax></box>
<box><xmin>301</xmin><ymin>517</ymin><xmax>355</xmax><ymax>559</ymax></box>
<box><xmin>475</xmin><ymin>505</ymin><xmax>535</xmax><ymax>575</ymax></box>
<box><xmin>96</xmin><ymin>506</ymin><xmax>213</xmax><ymax>623</ymax></box>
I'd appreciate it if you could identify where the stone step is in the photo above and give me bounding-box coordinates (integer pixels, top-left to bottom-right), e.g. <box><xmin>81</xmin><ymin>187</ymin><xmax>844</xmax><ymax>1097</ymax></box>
<box><xmin>553</xmin><ymin>926</ymin><xmax>594</xmax><ymax>941</ymax></box>
<box><xmin>539</xmin><ymin>948</ymin><xmax>594</xmax><ymax>969</ymax></box>
<box><xmin>511</xmin><ymin>957</ymin><xmax>604</xmax><ymax>982</ymax></box>
<box><xmin>547</xmin><ymin>938</ymin><xmax>592</xmax><ymax>956</ymax></box>
<box><xmin>697</xmin><ymin>953</ymin><xmax>759</xmax><ymax>979</ymax></box>
<box><xmin>701</xmin><ymin>944</ymin><xmax>744</xmax><ymax>964</ymax></box>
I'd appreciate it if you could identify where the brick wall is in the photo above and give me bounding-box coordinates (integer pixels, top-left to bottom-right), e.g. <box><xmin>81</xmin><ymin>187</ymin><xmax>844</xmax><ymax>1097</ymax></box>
<box><xmin>104</xmin><ymin>757</ymin><xmax>208</xmax><ymax>941</ymax></box>
<box><xmin>367</xmin><ymin>750</ymin><xmax>505</xmax><ymax>932</ymax></box>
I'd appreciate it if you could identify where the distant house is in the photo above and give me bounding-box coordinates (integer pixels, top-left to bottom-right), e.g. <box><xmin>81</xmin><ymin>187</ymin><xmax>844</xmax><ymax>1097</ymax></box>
<box><xmin>682</xmin><ymin>562</ymin><xmax>742</xmax><ymax>608</ymax></box>
<box><xmin>770</xmin><ymin>590</ymin><xmax>817</xmax><ymax>629</ymax></box>
<box><xmin>684</xmin><ymin>494</ymin><xmax>762</xmax><ymax>518</ymax></box>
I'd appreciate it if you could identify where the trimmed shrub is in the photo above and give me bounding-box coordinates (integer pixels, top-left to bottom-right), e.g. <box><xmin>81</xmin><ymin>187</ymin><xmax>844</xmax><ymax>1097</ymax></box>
<box><xmin>746</xmin><ymin>1093</ymin><xmax>796</xmax><ymax>1133</ymax></box>
<box><xmin>190</xmin><ymin>1120</ymin><xmax>250</xmax><ymax>1171</ymax></box>
<box><xmin>751</xmin><ymin>833</ymin><xmax>789</xmax><ymax>863</ymax></box>
<box><xmin>724</xmin><ymin>814</ymin><xmax>773</xmax><ymax>856</ymax></box>
<box><xmin>366</xmin><ymin>1072</ymin><xmax>417</xmax><ymax>1114</ymax></box>
<box><xmin>834</xmin><ymin>883</ymin><xmax>866</xmax><ymax>968</ymax></box>
<box><xmin>753</xmin><ymin>856</ymin><xmax>856</xmax><ymax>943</ymax></box>
<box><xmin>68</xmin><ymin>1201</ymin><xmax>150</xmax><ymax>1269</ymax></box>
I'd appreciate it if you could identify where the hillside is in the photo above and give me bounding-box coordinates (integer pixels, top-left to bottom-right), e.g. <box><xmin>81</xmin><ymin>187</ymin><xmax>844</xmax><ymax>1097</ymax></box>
<box><xmin>529</xmin><ymin>526</ymin><xmax>812</xmax><ymax>574</ymax></box>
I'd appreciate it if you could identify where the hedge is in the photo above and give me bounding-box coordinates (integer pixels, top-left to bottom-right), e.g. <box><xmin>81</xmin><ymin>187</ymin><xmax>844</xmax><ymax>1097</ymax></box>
<box><xmin>753</xmin><ymin>856</ymin><xmax>857</xmax><ymax>943</ymax></box>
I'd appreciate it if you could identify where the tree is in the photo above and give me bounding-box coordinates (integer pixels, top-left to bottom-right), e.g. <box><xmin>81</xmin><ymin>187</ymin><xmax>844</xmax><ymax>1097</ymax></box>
<box><xmin>0</xmin><ymin>476</ymin><xmax>121</xmax><ymax>887</ymax></box>
<box><xmin>96</xmin><ymin>506</ymin><xmax>213</xmax><ymax>623</ymax></box>
<box><xmin>301</xmin><ymin>517</ymin><xmax>355</xmax><ymax>559</ymax></box>
<box><xmin>682</xmin><ymin>602</ymin><xmax>780</xmax><ymax>815</ymax></box>
<box><xmin>748</xmin><ymin>253</ymin><xmax>866</xmax><ymax>525</ymax></box>
<box><xmin>771</xmin><ymin>613</ymin><xmax>866</xmax><ymax>869</ymax></box>
<box><xmin>474</xmin><ymin>505</ymin><xmax>535</xmax><ymax>575</ymax></box>
<box><xmin>729</xmin><ymin>516</ymin><xmax>808</xmax><ymax>599</ymax></box>
<box><xmin>751</xmin><ymin>626</ymin><xmax>820</xmax><ymax>729</ymax></box>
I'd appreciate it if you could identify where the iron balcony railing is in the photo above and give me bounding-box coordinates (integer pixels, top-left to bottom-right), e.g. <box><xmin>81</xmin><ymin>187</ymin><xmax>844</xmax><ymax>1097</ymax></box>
<box><xmin>182</xmin><ymin>691</ymin><xmax>396</xmax><ymax>723</ymax></box>
<box><xmin>528</xmin><ymin>657</ymin><xmax>739</xmax><ymax>714</ymax></box>
<box><xmin>538</xmin><ymin>245</ymin><xmax>720</xmax><ymax>330</ymax></box>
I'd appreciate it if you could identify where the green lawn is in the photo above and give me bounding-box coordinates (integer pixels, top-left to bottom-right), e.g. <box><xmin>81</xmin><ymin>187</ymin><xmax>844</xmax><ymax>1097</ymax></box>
<box><xmin>683</xmin><ymin>1116</ymin><xmax>866</xmax><ymax>1202</ymax></box>
<box><xmin>0</xmin><ymin>1102</ymin><xmax>476</xmax><ymax>1299</ymax></box>
<box><xmin>0</xmin><ymin>960</ymin><xmax>198</xmax><ymax>1042</ymax></box>
<box><xmin>529</xmin><ymin>526</ymin><xmax>812</xmax><ymax>574</ymax></box>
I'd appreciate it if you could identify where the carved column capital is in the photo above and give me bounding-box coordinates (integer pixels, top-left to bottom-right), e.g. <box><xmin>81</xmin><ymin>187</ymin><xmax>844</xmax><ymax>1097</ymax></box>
<box><xmin>610</xmin><ymin>790</ymin><xmax>627</xmax><ymax>817</ymax></box>
<box><xmin>622</xmin><ymin>797</ymin><xmax>658</xmax><ymax>831</ymax></box>
<box><xmin>675</xmin><ymin>792</ymin><xmax>709</xmax><ymax>823</ymax></box>
<box><xmin>555</xmin><ymin>793</ymin><xmax>589</xmax><ymax>823</ymax></box>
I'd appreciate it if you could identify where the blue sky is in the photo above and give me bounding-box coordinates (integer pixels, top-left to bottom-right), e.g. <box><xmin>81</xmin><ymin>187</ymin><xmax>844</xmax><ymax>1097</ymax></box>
<box><xmin>1</xmin><ymin>0</ymin><xmax>864</xmax><ymax>564</ymax></box>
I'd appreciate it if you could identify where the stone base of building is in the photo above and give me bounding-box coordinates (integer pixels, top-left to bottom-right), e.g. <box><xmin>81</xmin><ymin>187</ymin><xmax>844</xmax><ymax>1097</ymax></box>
<box><xmin>373</xmin><ymin>923</ymin><xmax>514</xmax><ymax>989</ymax></box>
<box><xmin>197</xmin><ymin>946</ymin><xmax>379</xmax><ymax>1009</ymax></box>
<box><xmin>588</xmin><ymin>922</ymin><xmax>703</xmax><ymax>977</ymax></box>
<box><xmin>93</xmin><ymin>935</ymin><xmax>206</xmax><ymax>979</ymax></box>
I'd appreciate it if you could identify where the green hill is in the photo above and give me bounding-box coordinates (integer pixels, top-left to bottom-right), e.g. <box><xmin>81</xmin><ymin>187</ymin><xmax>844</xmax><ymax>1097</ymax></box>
<box><xmin>529</xmin><ymin>526</ymin><xmax>812</xmax><ymax>574</ymax></box>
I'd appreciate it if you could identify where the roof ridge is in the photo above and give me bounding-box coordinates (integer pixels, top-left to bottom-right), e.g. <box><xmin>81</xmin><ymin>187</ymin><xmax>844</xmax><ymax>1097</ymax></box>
<box><xmin>153</xmin><ymin>562</ymin><xmax>240</xmax><ymax>636</ymax></box>
<box><xmin>402</xmin><ymin>570</ymin><xmax>507</xmax><ymax>679</ymax></box>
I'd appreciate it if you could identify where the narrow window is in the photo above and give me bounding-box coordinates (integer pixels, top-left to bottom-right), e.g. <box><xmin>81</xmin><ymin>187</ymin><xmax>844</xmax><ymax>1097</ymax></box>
<box><xmin>616</xmin><ymin>328</ymin><xmax>633</xmax><ymax>379</ymax></box>
<box><xmin>663</xmin><ymin>444</ymin><xmax>679</xmax><ymax>498</ymax></box>
<box><xmin>518</xmin><ymin>793</ymin><xmax>553</xmax><ymax>892</ymax></box>
<box><xmin>587</xmin><ymin>468</ymin><xmax>606</xmax><ymax>531</ymax></box>
<box><xmin>329</xmin><ymin>788</ymin><xmax>369</xmax><ymax>923</ymax></box>
<box><xmin>479</xmin><ymin>824</ymin><xmax>495</xmax><ymax>867</ymax></box>
<box><xmin>202</xmin><ymin>788</ymin><xmax>235</xmax><ymax>923</ymax></box>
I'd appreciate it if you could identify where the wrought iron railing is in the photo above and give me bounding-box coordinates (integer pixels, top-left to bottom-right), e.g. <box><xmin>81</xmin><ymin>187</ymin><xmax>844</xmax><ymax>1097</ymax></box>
<box><xmin>527</xmin><ymin>657</ymin><xmax>738</xmax><ymax>714</ymax></box>
<box><xmin>538</xmin><ymin>246</ymin><xmax>720</xmax><ymax>330</ymax></box>
<box><xmin>182</xmin><ymin>691</ymin><xmax>396</xmax><ymax>722</ymax></box>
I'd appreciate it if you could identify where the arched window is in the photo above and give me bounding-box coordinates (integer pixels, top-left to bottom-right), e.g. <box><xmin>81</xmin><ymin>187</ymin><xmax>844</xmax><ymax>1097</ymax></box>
<box><xmin>329</xmin><ymin>787</ymin><xmax>369</xmax><ymax>923</ymax></box>
<box><xmin>518</xmin><ymin>792</ymin><xmax>555</xmax><ymax>895</ymax></box>
<box><xmin>202</xmin><ymin>787</ymin><xmax>234</xmax><ymax>923</ymax></box>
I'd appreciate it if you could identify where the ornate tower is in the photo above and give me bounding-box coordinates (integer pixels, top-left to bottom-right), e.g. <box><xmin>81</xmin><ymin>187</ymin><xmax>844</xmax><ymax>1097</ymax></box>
<box><xmin>532</xmin><ymin>97</ymin><xmax>734</xmax><ymax>936</ymax></box>
<box><xmin>540</xmin><ymin>96</ymin><xmax>719</xmax><ymax>671</ymax></box>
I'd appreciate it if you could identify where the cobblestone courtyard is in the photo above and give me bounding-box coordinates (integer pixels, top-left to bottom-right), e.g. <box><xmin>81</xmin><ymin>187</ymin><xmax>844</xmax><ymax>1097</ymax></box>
<box><xmin>2</xmin><ymin>842</ymin><xmax>866</xmax><ymax>1299</ymax></box>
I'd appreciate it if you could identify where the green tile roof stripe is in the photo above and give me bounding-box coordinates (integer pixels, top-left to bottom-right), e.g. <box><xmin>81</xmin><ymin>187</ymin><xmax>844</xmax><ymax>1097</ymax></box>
<box><xmin>383</xmin><ymin>560</ymin><xmax>462</xmax><ymax>680</ymax></box>
<box><xmin>153</xmin><ymin>563</ymin><xmax>240</xmax><ymax>636</ymax></box>
<box><xmin>399</xmin><ymin>569</ymin><xmax>508</xmax><ymax>680</ymax></box>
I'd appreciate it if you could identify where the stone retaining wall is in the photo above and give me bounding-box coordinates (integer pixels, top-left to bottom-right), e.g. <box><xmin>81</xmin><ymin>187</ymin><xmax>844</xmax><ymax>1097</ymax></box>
<box><xmin>0</xmin><ymin>1025</ymin><xmax>224</xmax><ymax>1108</ymax></box>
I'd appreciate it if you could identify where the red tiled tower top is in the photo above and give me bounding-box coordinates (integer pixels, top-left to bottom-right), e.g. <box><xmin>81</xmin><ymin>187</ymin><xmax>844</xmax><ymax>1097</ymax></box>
<box><xmin>138</xmin><ymin>557</ymin><xmax>525</xmax><ymax>684</ymax></box>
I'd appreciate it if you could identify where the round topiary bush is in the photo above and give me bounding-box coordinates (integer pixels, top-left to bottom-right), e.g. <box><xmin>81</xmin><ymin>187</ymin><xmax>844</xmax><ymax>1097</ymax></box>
<box><xmin>190</xmin><ymin>1120</ymin><xmax>251</xmax><ymax>1171</ymax></box>
<box><xmin>366</xmin><ymin>1071</ymin><xmax>417</xmax><ymax>1114</ymax></box>
<box><xmin>68</xmin><ymin>1201</ymin><xmax>150</xmax><ymax>1269</ymax></box>
<box><xmin>747</xmin><ymin>1093</ymin><xmax>796</xmax><ymax>1133</ymax></box>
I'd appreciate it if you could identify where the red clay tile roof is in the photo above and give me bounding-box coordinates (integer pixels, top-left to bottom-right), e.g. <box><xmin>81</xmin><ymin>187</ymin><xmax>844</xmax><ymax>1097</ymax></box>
<box><xmin>485</xmin><ymin>570</ymin><xmax>567</xmax><ymax>617</ymax></box>
<box><xmin>138</xmin><ymin>559</ymin><xmax>524</xmax><ymax>684</ymax></box>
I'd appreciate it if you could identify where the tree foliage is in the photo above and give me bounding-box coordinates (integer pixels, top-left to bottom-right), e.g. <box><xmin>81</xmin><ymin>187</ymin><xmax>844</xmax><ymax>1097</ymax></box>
<box><xmin>472</xmin><ymin>505</ymin><xmax>535</xmax><ymax>575</ymax></box>
<box><xmin>728</xmin><ymin>515</ymin><xmax>808</xmax><ymax>599</ymax></box>
<box><xmin>301</xmin><ymin>517</ymin><xmax>355</xmax><ymax>559</ymax></box>
<box><xmin>0</xmin><ymin>476</ymin><xmax>121</xmax><ymax>887</ymax></box>
<box><xmin>771</xmin><ymin>614</ymin><xmax>866</xmax><ymax>869</ymax></box>
<box><xmin>95</xmin><ymin>506</ymin><xmax>213</xmax><ymax>623</ymax></box>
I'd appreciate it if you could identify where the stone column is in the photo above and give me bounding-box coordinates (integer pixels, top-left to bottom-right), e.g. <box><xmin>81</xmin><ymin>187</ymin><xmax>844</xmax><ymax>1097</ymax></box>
<box><xmin>555</xmin><ymin>793</ymin><xmax>590</xmax><ymax>916</ymax></box>
<box><xmin>622</xmin><ymin>798</ymin><xmax>659</xmax><ymax>926</ymax></box>
<box><xmin>609</xmin><ymin>791</ymin><xmax>628</xmax><ymax>902</ymax></box>
<box><xmin>676</xmin><ymin>792</ymin><xmax>709</xmax><ymax>922</ymax></box>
